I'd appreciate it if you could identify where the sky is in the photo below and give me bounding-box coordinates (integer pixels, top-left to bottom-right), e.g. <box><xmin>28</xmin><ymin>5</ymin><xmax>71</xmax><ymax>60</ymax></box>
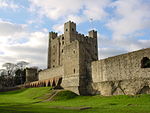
<box><xmin>0</xmin><ymin>0</ymin><xmax>150</xmax><ymax>69</ymax></box>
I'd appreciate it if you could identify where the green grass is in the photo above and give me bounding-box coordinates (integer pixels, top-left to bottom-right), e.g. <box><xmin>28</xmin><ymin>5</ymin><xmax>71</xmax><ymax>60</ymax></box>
<box><xmin>0</xmin><ymin>87</ymin><xmax>150</xmax><ymax>113</ymax></box>
<box><xmin>52</xmin><ymin>90</ymin><xmax>78</xmax><ymax>101</ymax></box>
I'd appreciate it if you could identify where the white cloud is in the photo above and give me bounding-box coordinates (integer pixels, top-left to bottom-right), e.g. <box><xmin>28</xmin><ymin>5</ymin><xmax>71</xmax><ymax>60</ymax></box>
<box><xmin>29</xmin><ymin>0</ymin><xmax>110</xmax><ymax>21</ymax></box>
<box><xmin>0</xmin><ymin>19</ymin><xmax>26</xmax><ymax>36</ymax></box>
<box><xmin>29</xmin><ymin>0</ymin><xmax>110</xmax><ymax>35</ymax></box>
<box><xmin>83</xmin><ymin>0</ymin><xmax>110</xmax><ymax>20</ymax></box>
<box><xmin>0</xmin><ymin>20</ymin><xmax>48</xmax><ymax>69</ymax></box>
<box><xmin>100</xmin><ymin>0</ymin><xmax>150</xmax><ymax>56</ymax></box>
<box><xmin>0</xmin><ymin>0</ymin><xmax>19</xmax><ymax>9</ymax></box>
<box><xmin>106</xmin><ymin>0</ymin><xmax>150</xmax><ymax>39</ymax></box>
<box><xmin>67</xmin><ymin>15</ymin><xmax>85</xmax><ymax>24</ymax></box>
<box><xmin>99</xmin><ymin>47</ymin><xmax>127</xmax><ymax>59</ymax></box>
<box><xmin>52</xmin><ymin>24</ymin><xmax>64</xmax><ymax>33</ymax></box>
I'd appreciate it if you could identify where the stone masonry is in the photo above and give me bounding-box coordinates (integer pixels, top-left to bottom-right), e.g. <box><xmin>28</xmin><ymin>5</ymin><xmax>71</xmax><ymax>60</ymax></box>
<box><xmin>90</xmin><ymin>48</ymin><xmax>150</xmax><ymax>96</ymax></box>
<box><xmin>26</xmin><ymin>68</ymin><xmax>38</xmax><ymax>82</ymax></box>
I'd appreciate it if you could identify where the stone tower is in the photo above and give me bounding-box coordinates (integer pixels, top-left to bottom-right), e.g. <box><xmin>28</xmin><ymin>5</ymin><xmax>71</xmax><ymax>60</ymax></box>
<box><xmin>64</xmin><ymin>21</ymin><xmax>77</xmax><ymax>44</ymax></box>
<box><xmin>46</xmin><ymin>21</ymin><xmax>98</xmax><ymax>95</ymax></box>
<box><xmin>47</xmin><ymin>32</ymin><xmax>58</xmax><ymax>68</ymax></box>
<box><xmin>47</xmin><ymin>21</ymin><xmax>78</xmax><ymax>69</ymax></box>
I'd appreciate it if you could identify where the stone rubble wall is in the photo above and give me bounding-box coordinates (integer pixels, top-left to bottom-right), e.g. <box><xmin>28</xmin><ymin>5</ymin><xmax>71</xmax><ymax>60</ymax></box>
<box><xmin>26</xmin><ymin>68</ymin><xmax>38</xmax><ymax>82</ymax></box>
<box><xmin>88</xmin><ymin>78</ymin><xmax>150</xmax><ymax>96</ymax></box>
<box><xmin>91</xmin><ymin>48</ymin><xmax>150</xmax><ymax>96</ymax></box>
<box><xmin>92</xmin><ymin>48</ymin><xmax>150</xmax><ymax>82</ymax></box>
<box><xmin>39</xmin><ymin>66</ymin><xmax>64</xmax><ymax>81</ymax></box>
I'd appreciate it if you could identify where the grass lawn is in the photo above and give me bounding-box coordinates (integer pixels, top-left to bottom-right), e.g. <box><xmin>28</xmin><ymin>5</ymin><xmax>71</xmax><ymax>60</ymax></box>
<box><xmin>0</xmin><ymin>87</ymin><xmax>150</xmax><ymax>113</ymax></box>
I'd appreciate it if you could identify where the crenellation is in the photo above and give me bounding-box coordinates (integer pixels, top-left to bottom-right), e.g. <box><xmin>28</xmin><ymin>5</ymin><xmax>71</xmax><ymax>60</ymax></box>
<box><xmin>49</xmin><ymin>32</ymin><xmax>58</xmax><ymax>39</ymax></box>
<box><xmin>88</xmin><ymin>30</ymin><xmax>97</xmax><ymax>38</ymax></box>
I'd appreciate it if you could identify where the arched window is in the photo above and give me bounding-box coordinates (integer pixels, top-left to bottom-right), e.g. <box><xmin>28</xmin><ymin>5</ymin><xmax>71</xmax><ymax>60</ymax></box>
<box><xmin>141</xmin><ymin>57</ymin><xmax>150</xmax><ymax>68</ymax></box>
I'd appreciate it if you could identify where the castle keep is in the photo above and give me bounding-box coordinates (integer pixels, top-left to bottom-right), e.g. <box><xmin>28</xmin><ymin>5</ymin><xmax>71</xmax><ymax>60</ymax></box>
<box><xmin>30</xmin><ymin>21</ymin><xmax>150</xmax><ymax>96</ymax></box>
<box><xmin>39</xmin><ymin>21</ymin><xmax>98</xmax><ymax>95</ymax></box>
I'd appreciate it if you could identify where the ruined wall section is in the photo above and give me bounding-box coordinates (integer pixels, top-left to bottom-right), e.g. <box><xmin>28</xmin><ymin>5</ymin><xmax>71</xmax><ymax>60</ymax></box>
<box><xmin>39</xmin><ymin>66</ymin><xmax>64</xmax><ymax>81</ymax></box>
<box><xmin>26</xmin><ymin>68</ymin><xmax>38</xmax><ymax>82</ymax></box>
<box><xmin>90</xmin><ymin>48</ymin><xmax>150</xmax><ymax>95</ymax></box>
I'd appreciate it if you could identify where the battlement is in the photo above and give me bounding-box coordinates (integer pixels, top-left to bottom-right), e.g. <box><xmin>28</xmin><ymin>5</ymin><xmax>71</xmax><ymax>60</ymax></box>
<box><xmin>64</xmin><ymin>20</ymin><xmax>76</xmax><ymax>25</ymax></box>
<box><xmin>64</xmin><ymin>21</ymin><xmax>76</xmax><ymax>33</ymax></box>
<box><xmin>88</xmin><ymin>30</ymin><xmax>97</xmax><ymax>38</ymax></box>
<box><xmin>76</xmin><ymin>32</ymin><xmax>97</xmax><ymax>44</ymax></box>
<box><xmin>49</xmin><ymin>32</ymin><xmax>58</xmax><ymax>39</ymax></box>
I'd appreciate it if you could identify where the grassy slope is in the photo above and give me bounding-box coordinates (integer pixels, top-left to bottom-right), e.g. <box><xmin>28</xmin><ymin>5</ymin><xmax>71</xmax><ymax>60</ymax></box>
<box><xmin>0</xmin><ymin>87</ymin><xmax>150</xmax><ymax>113</ymax></box>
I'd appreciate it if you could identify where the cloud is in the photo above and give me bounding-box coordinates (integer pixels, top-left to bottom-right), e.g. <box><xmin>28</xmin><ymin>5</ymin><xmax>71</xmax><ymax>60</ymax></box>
<box><xmin>99</xmin><ymin>0</ymin><xmax>150</xmax><ymax>56</ymax></box>
<box><xmin>0</xmin><ymin>0</ymin><xmax>19</xmax><ymax>9</ymax></box>
<box><xmin>99</xmin><ymin>47</ymin><xmax>128</xmax><ymax>59</ymax></box>
<box><xmin>106</xmin><ymin>0</ymin><xmax>150</xmax><ymax>39</ymax></box>
<box><xmin>52</xmin><ymin>24</ymin><xmax>64</xmax><ymax>33</ymax></box>
<box><xmin>0</xmin><ymin>20</ymin><xmax>48</xmax><ymax>69</ymax></box>
<box><xmin>107</xmin><ymin>0</ymin><xmax>150</xmax><ymax>35</ymax></box>
<box><xmin>29</xmin><ymin>0</ymin><xmax>111</xmax><ymax>34</ymax></box>
<box><xmin>29</xmin><ymin>0</ymin><xmax>110</xmax><ymax>21</ymax></box>
<box><xmin>0</xmin><ymin>19</ymin><xmax>26</xmax><ymax>36</ymax></box>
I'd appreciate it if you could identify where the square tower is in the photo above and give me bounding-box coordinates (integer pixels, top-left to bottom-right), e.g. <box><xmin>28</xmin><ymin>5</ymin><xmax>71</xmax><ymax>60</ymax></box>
<box><xmin>46</xmin><ymin>21</ymin><xmax>98</xmax><ymax>95</ymax></box>
<box><xmin>64</xmin><ymin>21</ymin><xmax>77</xmax><ymax>45</ymax></box>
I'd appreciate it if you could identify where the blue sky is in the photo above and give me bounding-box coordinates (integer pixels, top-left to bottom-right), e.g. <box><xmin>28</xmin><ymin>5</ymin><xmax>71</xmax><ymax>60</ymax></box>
<box><xmin>0</xmin><ymin>0</ymin><xmax>150</xmax><ymax>68</ymax></box>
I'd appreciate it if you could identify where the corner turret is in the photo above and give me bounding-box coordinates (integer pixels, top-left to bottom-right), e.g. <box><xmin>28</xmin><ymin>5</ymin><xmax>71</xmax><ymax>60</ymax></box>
<box><xmin>88</xmin><ymin>30</ymin><xmax>97</xmax><ymax>38</ymax></box>
<box><xmin>64</xmin><ymin>21</ymin><xmax>76</xmax><ymax>33</ymax></box>
<box><xmin>64</xmin><ymin>21</ymin><xmax>77</xmax><ymax>44</ymax></box>
<box><xmin>49</xmin><ymin>32</ymin><xmax>57</xmax><ymax>39</ymax></box>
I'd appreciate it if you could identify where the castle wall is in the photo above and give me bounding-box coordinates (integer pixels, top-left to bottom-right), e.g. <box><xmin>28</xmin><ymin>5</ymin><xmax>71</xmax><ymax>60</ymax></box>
<box><xmin>90</xmin><ymin>48</ymin><xmax>150</xmax><ymax>95</ymax></box>
<box><xmin>39</xmin><ymin>66</ymin><xmax>64</xmax><ymax>81</ymax></box>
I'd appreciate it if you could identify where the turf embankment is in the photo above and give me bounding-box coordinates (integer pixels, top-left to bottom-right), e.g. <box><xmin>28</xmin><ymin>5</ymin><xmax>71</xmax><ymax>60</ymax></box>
<box><xmin>0</xmin><ymin>87</ymin><xmax>150</xmax><ymax>113</ymax></box>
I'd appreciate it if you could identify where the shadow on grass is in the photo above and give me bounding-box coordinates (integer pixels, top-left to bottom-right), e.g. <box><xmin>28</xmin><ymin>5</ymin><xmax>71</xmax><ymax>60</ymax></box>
<box><xmin>0</xmin><ymin>104</ymin><xmax>83</xmax><ymax>113</ymax></box>
<box><xmin>0</xmin><ymin>88</ymin><xmax>28</xmax><ymax>95</ymax></box>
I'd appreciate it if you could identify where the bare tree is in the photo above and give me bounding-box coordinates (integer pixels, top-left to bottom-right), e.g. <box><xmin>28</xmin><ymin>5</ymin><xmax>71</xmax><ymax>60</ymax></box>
<box><xmin>0</xmin><ymin>61</ymin><xmax>29</xmax><ymax>86</ymax></box>
<box><xmin>15</xmin><ymin>61</ymin><xmax>29</xmax><ymax>84</ymax></box>
<box><xmin>0</xmin><ymin>69</ymin><xmax>7</xmax><ymax>75</ymax></box>
<box><xmin>2</xmin><ymin>63</ymin><xmax>16</xmax><ymax>86</ymax></box>
<box><xmin>16</xmin><ymin>61</ymin><xmax>29</xmax><ymax>70</ymax></box>
<box><xmin>2</xmin><ymin>63</ymin><xmax>16</xmax><ymax>76</ymax></box>
<box><xmin>0</xmin><ymin>66</ymin><xmax>15</xmax><ymax>87</ymax></box>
